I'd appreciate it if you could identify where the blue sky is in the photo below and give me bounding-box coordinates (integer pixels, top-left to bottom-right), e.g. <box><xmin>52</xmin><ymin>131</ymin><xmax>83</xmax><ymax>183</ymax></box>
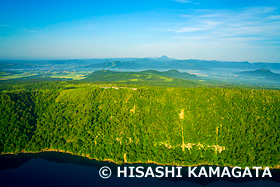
<box><xmin>0</xmin><ymin>0</ymin><xmax>280</xmax><ymax>62</ymax></box>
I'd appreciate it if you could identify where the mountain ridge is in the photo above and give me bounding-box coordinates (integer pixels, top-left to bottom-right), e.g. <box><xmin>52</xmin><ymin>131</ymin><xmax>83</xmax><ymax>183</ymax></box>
<box><xmin>1</xmin><ymin>57</ymin><xmax>280</xmax><ymax>71</ymax></box>
<box><xmin>237</xmin><ymin>68</ymin><xmax>280</xmax><ymax>81</ymax></box>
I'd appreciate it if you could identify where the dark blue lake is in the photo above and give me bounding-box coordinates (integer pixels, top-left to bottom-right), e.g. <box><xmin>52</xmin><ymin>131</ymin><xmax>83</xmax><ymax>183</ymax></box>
<box><xmin>0</xmin><ymin>152</ymin><xmax>279</xmax><ymax>187</ymax></box>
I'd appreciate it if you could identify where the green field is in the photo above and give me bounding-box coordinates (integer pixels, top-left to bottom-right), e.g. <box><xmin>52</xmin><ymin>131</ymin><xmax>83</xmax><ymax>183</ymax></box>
<box><xmin>0</xmin><ymin>71</ymin><xmax>90</xmax><ymax>81</ymax></box>
<box><xmin>49</xmin><ymin>71</ymin><xmax>90</xmax><ymax>80</ymax></box>
<box><xmin>0</xmin><ymin>72</ymin><xmax>37</xmax><ymax>80</ymax></box>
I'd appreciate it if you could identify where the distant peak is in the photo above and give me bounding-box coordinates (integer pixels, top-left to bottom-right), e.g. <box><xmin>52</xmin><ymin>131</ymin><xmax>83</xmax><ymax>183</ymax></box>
<box><xmin>255</xmin><ymin>68</ymin><xmax>271</xmax><ymax>72</ymax></box>
<box><xmin>154</xmin><ymin>55</ymin><xmax>174</xmax><ymax>61</ymax></box>
<box><xmin>159</xmin><ymin>55</ymin><xmax>170</xmax><ymax>59</ymax></box>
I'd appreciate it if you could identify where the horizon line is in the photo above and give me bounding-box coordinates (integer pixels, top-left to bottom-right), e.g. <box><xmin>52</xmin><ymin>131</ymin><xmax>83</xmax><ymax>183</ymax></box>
<box><xmin>0</xmin><ymin>57</ymin><xmax>277</xmax><ymax>64</ymax></box>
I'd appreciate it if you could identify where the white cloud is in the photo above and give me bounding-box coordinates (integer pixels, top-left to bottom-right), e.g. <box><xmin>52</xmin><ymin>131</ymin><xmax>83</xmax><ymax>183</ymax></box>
<box><xmin>176</xmin><ymin>36</ymin><xmax>208</xmax><ymax>39</ymax></box>
<box><xmin>241</xmin><ymin>6</ymin><xmax>278</xmax><ymax>16</ymax></box>
<box><xmin>172</xmin><ymin>21</ymin><xmax>222</xmax><ymax>33</ymax></box>
<box><xmin>267</xmin><ymin>41</ymin><xmax>280</xmax><ymax>44</ymax></box>
<box><xmin>169</xmin><ymin>6</ymin><xmax>280</xmax><ymax>43</ymax></box>
<box><xmin>175</xmin><ymin>27</ymin><xmax>203</xmax><ymax>33</ymax></box>
<box><xmin>174</xmin><ymin>0</ymin><xmax>191</xmax><ymax>3</ymax></box>
<box><xmin>266</xmin><ymin>15</ymin><xmax>280</xmax><ymax>20</ymax></box>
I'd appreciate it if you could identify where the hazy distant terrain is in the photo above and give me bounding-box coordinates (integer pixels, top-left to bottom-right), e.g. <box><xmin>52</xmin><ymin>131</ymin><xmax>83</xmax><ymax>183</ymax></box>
<box><xmin>237</xmin><ymin>69</ymin><xmax>280</xmax><ymax>81</ymax></box>
<box><xmin>1</xmin><ymin>56</ymin><xmax>280</xmax><ymax>88</ymax></box>
<box><xmin>1</xmin><ymin>56</ymin><xmax>280</xmax><ymax>71</ymax></box>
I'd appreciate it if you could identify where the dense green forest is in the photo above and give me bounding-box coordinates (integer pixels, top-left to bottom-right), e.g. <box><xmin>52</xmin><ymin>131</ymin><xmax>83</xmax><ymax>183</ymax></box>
<box><xmin>0</xmin><ymin>81</ymin><xmax>279</xmax><ymax>168</ymax></box>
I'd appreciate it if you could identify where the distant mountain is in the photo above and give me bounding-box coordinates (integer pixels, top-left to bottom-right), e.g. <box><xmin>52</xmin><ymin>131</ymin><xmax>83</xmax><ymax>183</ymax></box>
<box><xmin>147</xmin><ymin>55</ymin><xmax>175</xmax><ymax>62</ymax></box>
<box><xmin>1</xmin><ymin>57</ymin><xmax>280</xmax><ymax>71</ymax></box>
<box><xmin>158</xmin><ymin>55</ymin><xmax>173</xmax><ymax>61</ymax></box>
<box><xmin>237</xmin><ymin>68</ymin><xmax>280</xmax><ymax>81</ymax></box>
<box><xmin>83</xmin><ymin>61</ymin><xmax>147</xmax><ymax>69</ymax></box>
<box><xmin>140</xmin><ymin>69</ymin><xmax>198</xmax><ymax>80</ymax></box>
<box><xmin>83</xmin><ymin>69</ymin><xmax>199</xmax><ymax>88</ymax></box>
<box><xmin>85</xmin><ymin>69</ymin><xmax>198</xmax><ymax>82</ymax></box>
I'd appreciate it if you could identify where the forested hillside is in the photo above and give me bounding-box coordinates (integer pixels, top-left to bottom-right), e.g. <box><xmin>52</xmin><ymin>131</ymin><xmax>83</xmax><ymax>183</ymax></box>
<box><xmin>84</xmin><ymin>70</ymin><xmax>199</xmax><ymax>86</ymax></box>
<box><xmin>0</xmin><ymin>83</ymin><xmax>279</xmax><ymax>168</ymax></box>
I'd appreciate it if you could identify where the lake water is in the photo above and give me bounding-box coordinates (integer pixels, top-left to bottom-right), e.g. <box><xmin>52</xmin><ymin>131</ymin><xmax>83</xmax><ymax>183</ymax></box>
<box><xmin>0</xmin><ymin>152</ymin><xmax>279</xmax><ymax>187</ymax></box>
